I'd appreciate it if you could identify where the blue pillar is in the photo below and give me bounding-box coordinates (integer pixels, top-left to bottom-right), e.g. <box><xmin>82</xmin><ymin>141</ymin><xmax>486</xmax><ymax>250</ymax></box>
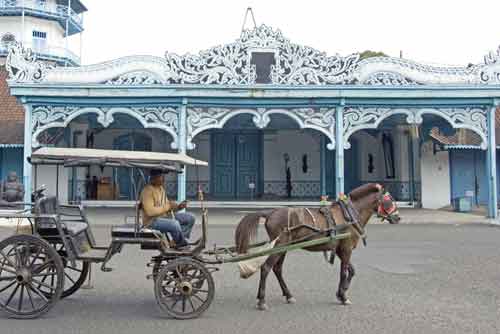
<box><xmin>487</xmin><ymin>105</ymin><xmax>498</xmax><ymax>218</ymax></box>
<box><xmin>23</xmin><ymin>103</ymin><xmax>32</xmax><ymax>204</ymax></box>
<box><xmin>320</xmin><ymin>135</ymin><xmax>326</xmax><ymax>196</ymax></box>
<box><xmin>177</xmin><ymin>99</ymin><xmax>187</xmax><ymax>202</ymax></box>
<box><xmin>335</xmin><ymin>105</ymin><xmax>344</xmax><ymax>196</ymax></box>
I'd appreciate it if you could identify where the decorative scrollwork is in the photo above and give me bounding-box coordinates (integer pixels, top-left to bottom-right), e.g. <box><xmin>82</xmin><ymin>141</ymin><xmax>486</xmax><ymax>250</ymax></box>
<box><xmin>7</xmin><ymin>25</ymin><xmax>500</xmax><ymax>86</ymax></box>
<box><xmin>479</xmin><ymin>45</ymin><xmax>500</xmax><ymax>84</ymax></box>
<box><xmin>362</xmin><ymin>72</ymin><xmax>419</xmax><ymax>85</ymax></box>
<box><xmin>342</xmin><ymin>107</ymin><xmax>487</xmax><ymax>149</ymax></box>
<box><xmin>186</xmin><ymin>108</ymin><xmax>231</xmax><ymax>149</ymax></box>
<box><xmin>105</xmin><ymin>71</ymin><xmax>164</xmax><ymax>85</ymax></box>
<box><xmin>271</xmin><ymin>47</ymin><xmax>360</xmax><ymax>85</ymax></box>
<box><xmin>353</xmin><ymin>57</ymin><xmax>479</xmax><ymax>85</ymax></box>
<box><xmin>5</xmin><ymin>41</ymin><xmax>52</xmax><ymax>83</ymax></box>
<box><xmin>31</xmin><ymin>105</ymin><xmax>179</xmax><ymax>148</ymax></box>
<box><xmin>186</xmin><ymin>107</ymin><xmax>335</xmax><ymax>149</ymax></box>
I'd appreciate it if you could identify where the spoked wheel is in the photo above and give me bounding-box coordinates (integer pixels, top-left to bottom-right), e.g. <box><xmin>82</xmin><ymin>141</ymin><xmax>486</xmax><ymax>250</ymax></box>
<box><xmin>45</xmin><ymin>244</ymin><xmax>89</xmax><ymax>299</ymax></box>
<box><xmin>154</xmin><ymin>257</ymin><xmax>214</xmax><ymax>319</ymax></box>
<box><xmin>0</xmin><ymin>235</ymin><xmax>64</xmax><ymax>318</ymax></box>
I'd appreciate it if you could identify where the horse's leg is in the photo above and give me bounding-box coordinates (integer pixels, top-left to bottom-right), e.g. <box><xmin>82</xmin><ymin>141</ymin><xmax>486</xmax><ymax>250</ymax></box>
<box><xmin>336</xmin><ymin>251</ymin><xmax>355</xmax><ymax>305</ymax></box>
<box><xmin>272</xmin><ymin>252</ymin><xmax>295</xmax><ymax>304</ymax></box>
<box><xmin>256</xmin><ymin>253</ymin><xmax>282</xmax><ymax>311</ymax></box>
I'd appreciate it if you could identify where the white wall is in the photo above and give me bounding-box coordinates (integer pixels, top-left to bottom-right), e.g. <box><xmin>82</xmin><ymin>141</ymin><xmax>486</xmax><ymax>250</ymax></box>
<box><xmin>0</xmin><ymin>2</ymin><xmax>80</xmax><ymax>62</ymax></box>
<box><xmin>263</xmin><ymin>130</ymin><xmax>320</xmax><ymax>181</ymax></box>
<box><xmin>34</xmin><ymin>165</ymin><xmax>69</xmax><ymax>203</ymax></box>
<box><xmin>356</xmin><ymin>131</ymin><xmax>384</xmax><ymax>181</ymax></box>
<box><xmin>420</xmin><ymin>140</ymin><xmax>451</xmax><ymax>209</ymax></box>
<box><xmin>0</xmin><ymin>17</ymin><xmax>65</xmax><ymax>46</ymax></box>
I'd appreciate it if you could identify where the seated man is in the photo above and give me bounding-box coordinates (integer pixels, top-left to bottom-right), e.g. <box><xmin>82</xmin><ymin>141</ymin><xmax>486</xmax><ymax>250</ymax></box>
<box><xmin>140</xmin><ymin>169</ymin><xmax>195</xmax><ymax>248</ymax></box>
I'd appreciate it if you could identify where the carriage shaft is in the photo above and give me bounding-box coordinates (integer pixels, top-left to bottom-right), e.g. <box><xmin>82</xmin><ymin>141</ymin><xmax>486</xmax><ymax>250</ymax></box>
<box><xmin>216</xmin><ymin>232</ymin><xmax>351</xmax><ymax>264</ymax></box>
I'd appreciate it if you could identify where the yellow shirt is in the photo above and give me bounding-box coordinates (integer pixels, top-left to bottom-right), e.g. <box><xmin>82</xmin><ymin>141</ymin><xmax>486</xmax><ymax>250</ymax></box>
<box><xmin>140</xmin><ymin>184</ymin><xmax>172</xmax><ymax>227</ymax></box>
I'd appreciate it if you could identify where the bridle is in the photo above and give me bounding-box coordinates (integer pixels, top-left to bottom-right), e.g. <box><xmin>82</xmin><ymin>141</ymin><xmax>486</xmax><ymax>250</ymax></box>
<box><xmin>376</xmin><ymin>191</ymin><xmax>399</xmax><ymax>223</ymax></box>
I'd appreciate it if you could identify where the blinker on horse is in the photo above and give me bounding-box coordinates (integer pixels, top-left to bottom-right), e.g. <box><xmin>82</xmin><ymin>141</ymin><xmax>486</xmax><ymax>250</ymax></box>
<box><xmin>234</xmin><ymin>183</ymin><xmax>400</xmax><ymax>311</ymax></box>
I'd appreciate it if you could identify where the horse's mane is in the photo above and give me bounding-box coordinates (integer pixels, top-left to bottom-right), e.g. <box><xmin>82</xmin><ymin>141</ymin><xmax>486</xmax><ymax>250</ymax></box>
<box><xmin>348</xmin><ymin>183</ymin><xmax>381</xmax><ymax>201</ymax></box>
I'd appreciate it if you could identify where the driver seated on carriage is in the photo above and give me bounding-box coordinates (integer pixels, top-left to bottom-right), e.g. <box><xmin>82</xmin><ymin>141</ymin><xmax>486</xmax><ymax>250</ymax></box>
<box><xmin>140</xmin><ymin>169</ymin><xmax>196</xmax><ymax>249</ymax></box>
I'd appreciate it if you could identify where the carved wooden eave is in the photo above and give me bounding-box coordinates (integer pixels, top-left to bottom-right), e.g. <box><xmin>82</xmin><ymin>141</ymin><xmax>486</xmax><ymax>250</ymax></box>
<box><xmin>6</xmin><ymin>25</ymin><xmax>500</xmax><ymax>86</ymax></box>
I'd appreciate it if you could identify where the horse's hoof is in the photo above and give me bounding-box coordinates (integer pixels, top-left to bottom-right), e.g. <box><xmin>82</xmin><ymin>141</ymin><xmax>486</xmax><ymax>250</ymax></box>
<box><xmin>343</xmin><ymin>299</ymin><xmax>352</xmax><ymax>305</ymax></box>
<box><xmin>286</xmin><ymin>297</ymin><xmax>297</xmax><ymax>304</ymax></box>
<box><xmin>256</xmin><ymin>302</ymin><xmax>269</xmax><ymax>311</ymax></box>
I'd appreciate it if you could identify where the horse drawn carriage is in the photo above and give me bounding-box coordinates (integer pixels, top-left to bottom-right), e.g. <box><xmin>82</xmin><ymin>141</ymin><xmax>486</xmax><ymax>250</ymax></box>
<box><xmin>0</xmin><ymin>147</ymin><xmax>399</xmax><ymax>319</ymax></box>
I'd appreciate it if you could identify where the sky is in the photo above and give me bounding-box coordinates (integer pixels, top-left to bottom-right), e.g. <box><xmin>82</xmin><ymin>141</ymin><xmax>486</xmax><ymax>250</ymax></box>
<box><xmin>72</xmin><ymin>0</ymin><xmax>500</xmax><ymax>66</ymax></box>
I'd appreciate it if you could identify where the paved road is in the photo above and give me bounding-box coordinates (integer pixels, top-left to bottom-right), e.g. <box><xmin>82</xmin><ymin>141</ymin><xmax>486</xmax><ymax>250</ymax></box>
<box><xmin>0</xmin><ymin>223</ymin><xmax>499</xmax><ymax>334</ymax></box>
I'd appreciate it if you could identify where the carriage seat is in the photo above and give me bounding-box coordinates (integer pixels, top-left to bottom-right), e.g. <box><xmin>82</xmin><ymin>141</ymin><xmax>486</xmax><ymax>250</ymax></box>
<box><xmin>35</xmin><ymin>196</ymin><xmax>88</xmax><ymax>236</ymax></box>
<box><xmin>111</xmin><ymin>224</ymin><xmax>160</xmax><ymax>239</ymax></box>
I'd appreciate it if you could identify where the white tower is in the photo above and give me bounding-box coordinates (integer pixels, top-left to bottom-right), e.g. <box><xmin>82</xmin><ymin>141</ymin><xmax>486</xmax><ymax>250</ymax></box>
<box><xmin>0</xmin><ymin>0</ymin><xmax>86</xmax><ymax>66</ymax></box>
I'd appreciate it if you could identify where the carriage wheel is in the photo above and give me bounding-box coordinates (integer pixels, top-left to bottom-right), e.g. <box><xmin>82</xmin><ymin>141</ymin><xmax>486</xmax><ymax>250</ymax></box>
<box><xmin>42</xmin><ymin>245</ymin><xmax>89</xmax><ymax>299</ymax></box>
<box><xmin>154</xmin><ymin>257</ymin><xmax>214</xmax><ymax>319</ymax></box>
<box><xmin>0</xmin><ymin>235</ymin><xmax>64</xmax><ymax>318</ymax></box>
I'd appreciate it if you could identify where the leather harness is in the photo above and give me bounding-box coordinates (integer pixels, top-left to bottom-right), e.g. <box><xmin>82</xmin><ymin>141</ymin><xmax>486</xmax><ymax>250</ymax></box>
<box><xmin>320</xmin><ymin>198</ymin><xmax>367</xmax><ymax>246</ymax></box>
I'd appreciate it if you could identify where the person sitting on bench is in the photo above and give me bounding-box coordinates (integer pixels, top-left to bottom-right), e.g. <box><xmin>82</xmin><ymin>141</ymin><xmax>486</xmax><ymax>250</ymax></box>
<box><xmin>140</xmin><ymin>169</ymin><xmax>195</xmax><ymax>248</ymax></box>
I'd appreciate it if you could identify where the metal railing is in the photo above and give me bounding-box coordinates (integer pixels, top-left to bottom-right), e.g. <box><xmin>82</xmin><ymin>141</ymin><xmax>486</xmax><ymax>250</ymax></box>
<box><xmin>0</xmin><ymin>0</ymin><xmax>83</xmax><ymax>27</ymax></box>
<box><xmin>0</xmin><ymin>42</ymin><xmax>80</xmax><ymax>65</ymax></box>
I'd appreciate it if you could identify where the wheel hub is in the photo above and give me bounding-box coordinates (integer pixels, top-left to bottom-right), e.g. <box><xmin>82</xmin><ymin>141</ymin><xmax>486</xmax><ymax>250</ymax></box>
<box><xmin>16</xmin><ymin>267</ymin><xmax>31</xmax><ymax>284</ymax></box>
<box><xmin>178</xmin><ymin>281</ymin><xmax>193</xmax><ymax>296</ymax></box>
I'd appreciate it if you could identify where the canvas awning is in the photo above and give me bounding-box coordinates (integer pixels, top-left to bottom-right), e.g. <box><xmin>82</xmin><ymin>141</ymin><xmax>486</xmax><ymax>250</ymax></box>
<box><xmin>29</xmin><ymin>147</ymin><xmax>208</xmax><ymax>172</ymax></box>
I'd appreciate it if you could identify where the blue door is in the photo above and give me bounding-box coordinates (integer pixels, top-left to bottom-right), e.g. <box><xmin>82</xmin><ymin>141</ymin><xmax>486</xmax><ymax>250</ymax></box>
<box><xmin>211</xmin><ymin>132</ymin><xmax>262</xmax><ymax>199</ymax></box>
<box><xmin>212</xmin><ymin>133</ymin><xmax>236</xmax><ymax>198</ymax></box>
<box><xmin>450</xmin><ymin>150</ymin><xmax>488</xmax><ymax>205</ymax></box>
<box><xmin>236</xmin><ymin>133</ymin><xmax>261</xmax><ymax>198</ymax></box>
<box><xmin>474</xmin><ymin>151</ymin><xmax>488</xmax><ymax>205</ymax></box>
<box><xmin>113</xmin><ymin>133</ymin><xmax>152</xmax><ymax>200</ymax></box>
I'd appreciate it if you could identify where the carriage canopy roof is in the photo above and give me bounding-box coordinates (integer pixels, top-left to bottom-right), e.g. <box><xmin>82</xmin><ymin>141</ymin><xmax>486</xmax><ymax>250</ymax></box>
<box><xmin>29</xmin><ymin>147</ymin><xmax>208</xmax><ymax>171</ymax></box>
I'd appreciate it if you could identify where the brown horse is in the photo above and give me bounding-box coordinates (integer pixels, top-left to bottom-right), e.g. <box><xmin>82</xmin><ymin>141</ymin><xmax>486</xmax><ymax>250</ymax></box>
<box><xmin>234</xmin><ymin>183</ymin><xmax>401</xmax><ymax>311</ymax></box>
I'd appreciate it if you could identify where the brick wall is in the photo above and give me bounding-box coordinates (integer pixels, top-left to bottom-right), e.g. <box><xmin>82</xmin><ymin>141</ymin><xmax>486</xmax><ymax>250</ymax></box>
<box><xmin>0</xmin><ymin>67</ymin><xmax>24</xmax><ymax>144</ymax></box>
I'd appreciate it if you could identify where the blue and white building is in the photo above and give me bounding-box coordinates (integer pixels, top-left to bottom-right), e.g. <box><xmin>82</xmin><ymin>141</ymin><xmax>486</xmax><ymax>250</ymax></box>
<box><xmin>0</xmin><ymin>0</ymin><xmax>85</xmax><ymax>187</ymax></box>
<box><xmin>3</xmin><ymin>25</ymin><xmax>500</xmax><ymax>217</ymax></box>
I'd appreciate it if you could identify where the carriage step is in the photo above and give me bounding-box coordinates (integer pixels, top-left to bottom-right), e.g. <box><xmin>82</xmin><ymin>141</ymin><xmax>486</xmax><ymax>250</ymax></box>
<box><xmin>78</xmin><ymin>248</ymin><xmax>109</xmax><ymax>261</ymax></box>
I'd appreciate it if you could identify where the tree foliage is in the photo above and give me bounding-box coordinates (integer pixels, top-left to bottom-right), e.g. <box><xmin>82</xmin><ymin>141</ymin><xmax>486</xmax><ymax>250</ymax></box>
<box><xmin>359</xmin><ymin>50</ymin><xmax>388</xmax><ymax>60</ymax></box>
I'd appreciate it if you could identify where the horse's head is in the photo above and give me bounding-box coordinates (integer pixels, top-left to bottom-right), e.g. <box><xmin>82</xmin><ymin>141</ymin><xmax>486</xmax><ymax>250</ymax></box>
<box><xmin>375</xmin><ymin>185</ymin><xmax>400</xmax><ymax>224</ymax></box>
<box><xmin>348</xmin><ymin>183</ymin><xmax>401</xmax><ymax>225</ymax></box>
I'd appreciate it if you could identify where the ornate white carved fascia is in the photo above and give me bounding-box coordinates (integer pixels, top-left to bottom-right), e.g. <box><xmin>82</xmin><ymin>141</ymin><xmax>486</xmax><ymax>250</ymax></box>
<box><xmin>362</xmin><ymin>72</ymin><xmax>419</xmax><ymax>85</ymax></box>
<box><xmin>478</xmin><ymin>45</ymin><xmax>500</xmax><ymax>84</ymax></box>
<box><xmin>31</xmin><ymin>105</ymin><xmax>179</xmax><ymax>148</ymax></box>
<box><xmin>5</xmin><ymin>42</ymin><xmax>53</xmax><ymax>83</ymax></box>
<box><xmin>186</xmin><ymin>107</ymin><xmax>336</xmax><ymax>149</ymax></box>
<box><xmin>343</xmin><ymin>107</ymin><xmax>488</xmax><ymax>149</ymax></box>
<box><xmin>105</xmin><ymin>71</ymin><xmax>164</xmax><ymax>85</ymax></box>
<box><xmin>7</xmin><ymin>26</ymin><xmax>500</xmax><ymax>85</ymax></box>
<box><xmin>353</xmin><ymin>57</ymin><xmax>479</xmax><ymax>85</ymax></box>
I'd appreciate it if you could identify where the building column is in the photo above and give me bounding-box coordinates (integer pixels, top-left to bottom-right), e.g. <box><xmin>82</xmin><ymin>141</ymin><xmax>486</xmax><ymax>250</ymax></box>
<box><xmin>335</xmin><ymin>105</ymin><xmax>344</xmax><ymax>196</ymax></box>
<box><xmin>320</xmin><ymin>135</ymin><xmax>326</xmax><ymax>196</ymax></box>
<box><xmin>486</xmin><ymin>105</ymin><xmax>498</xmax><ymax>218</ymax></box>
<box><xmin>177</xmin><ymin>99</ymin><xmax>188</xmax><ymax>202</ymax></box>
<box><xmin>23</xmin><ymin>103</ymin><xmax>32</xmax><ymax>204</ymax></box>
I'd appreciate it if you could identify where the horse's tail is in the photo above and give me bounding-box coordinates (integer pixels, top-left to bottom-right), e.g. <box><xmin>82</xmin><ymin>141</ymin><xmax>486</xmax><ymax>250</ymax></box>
<box><xmin>235</xmin><ymin>211</ymin><xmax>271</xmax><ymax>254</ymax></box>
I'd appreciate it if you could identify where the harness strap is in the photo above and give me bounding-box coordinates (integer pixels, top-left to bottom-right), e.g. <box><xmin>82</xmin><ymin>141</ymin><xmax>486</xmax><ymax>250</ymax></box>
<box><xmin>337</xmin><ymin>198</ymin><xmax>367</xmax><ymax>246</ymax></box>
<box><xmin>346</xmin><ymin>199</ymin><xmax>367</xmax><ymax>246</ymax></box>
<box><xmin>319</xmin><ymin>206</ymin><xmax>336</xmax><ymax>232</ymax></box>
<box><xmin>304</xmin><ymin>208</ymin><xmax>316</xmax><ymax>227</ymax></box>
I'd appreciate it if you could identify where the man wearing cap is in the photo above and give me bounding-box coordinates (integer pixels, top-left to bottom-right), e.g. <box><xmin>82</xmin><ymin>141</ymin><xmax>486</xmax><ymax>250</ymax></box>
<box><xmin>140</xmin><ymin>169</ymin><xmax>195</xmax><ymax>248</ymax></box>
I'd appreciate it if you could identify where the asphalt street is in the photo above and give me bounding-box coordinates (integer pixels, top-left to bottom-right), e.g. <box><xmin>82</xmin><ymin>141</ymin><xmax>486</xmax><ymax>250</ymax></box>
<box><xmin>1</xmin><ymin>222</ymin><xmax>499</xmax><ymax>334</ymax></box>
